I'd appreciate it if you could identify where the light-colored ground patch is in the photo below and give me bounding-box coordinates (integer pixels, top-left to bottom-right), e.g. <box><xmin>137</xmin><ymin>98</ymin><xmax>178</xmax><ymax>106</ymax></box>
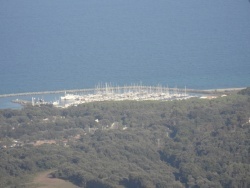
<box><xmin>33</xmin><ymin>140</ymin><xmax>57</xmax><ymax>146</ymax></box>
<box><xmin>28</xmin><ymin>170</ymin><xmax>79</xmax><ymax>188</ymax></box>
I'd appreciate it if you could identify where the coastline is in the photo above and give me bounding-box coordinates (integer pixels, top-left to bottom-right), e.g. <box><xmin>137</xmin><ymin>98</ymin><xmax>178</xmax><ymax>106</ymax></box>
<box><xmin>0</xmin><ymin>87</ymin><xmax>246</xmax><ymax>98</ymax></box>
<box><xmin>203</xmin><ymin>87</ymin><xmax>246</xmax><ymax>92</ymax></box>
<box><xmin>0</xmin><ymin>86</ymin><xmax>247</xmax><ymax>110</ymax></box>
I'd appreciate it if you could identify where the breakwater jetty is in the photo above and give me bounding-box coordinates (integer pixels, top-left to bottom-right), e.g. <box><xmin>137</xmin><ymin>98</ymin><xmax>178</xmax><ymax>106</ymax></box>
<box><xmin>0</xmin><ymin>86</ymin><xmax>244</xmax><ymax>98</ymax></box>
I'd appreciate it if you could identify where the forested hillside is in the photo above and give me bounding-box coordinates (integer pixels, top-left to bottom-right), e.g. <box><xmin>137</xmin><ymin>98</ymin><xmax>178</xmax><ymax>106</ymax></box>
<box><xmin>0</xmin><ymin>89</ymin><xmax>249</xmax><ymax>188</ymax></box>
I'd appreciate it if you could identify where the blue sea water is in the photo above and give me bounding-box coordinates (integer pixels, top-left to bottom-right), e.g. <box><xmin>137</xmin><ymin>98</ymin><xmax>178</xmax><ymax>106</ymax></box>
<box><xmin>0</xmin><ymin>0</ymin><xmax>250</xmax><ymax>98</ymax></box>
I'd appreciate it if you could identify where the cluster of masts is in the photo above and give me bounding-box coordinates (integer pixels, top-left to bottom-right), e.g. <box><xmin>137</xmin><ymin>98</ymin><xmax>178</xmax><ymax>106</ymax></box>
<box><xmin>54</xmin><ymin>83</ymin><xmax>191</xmax><ymax>108</ymax></box>
<box><xmin>94</xmin><ymin>83</ymin><xmax>176</xmax><ymax>95</ymax></box>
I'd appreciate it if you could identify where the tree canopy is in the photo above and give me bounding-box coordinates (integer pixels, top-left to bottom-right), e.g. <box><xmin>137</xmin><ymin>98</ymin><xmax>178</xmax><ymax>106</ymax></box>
<box><xmin>0</xmin><ymin>91</ymin><xmax>249</xmax><ymax>187</ymax></box>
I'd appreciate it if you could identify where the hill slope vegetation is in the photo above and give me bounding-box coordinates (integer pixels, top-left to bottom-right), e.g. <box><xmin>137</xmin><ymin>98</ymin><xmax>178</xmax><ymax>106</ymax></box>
<box><xmin>0</xmin><ymin>90</ymin><xmax>249</xmax><ymax>187</ymax></box>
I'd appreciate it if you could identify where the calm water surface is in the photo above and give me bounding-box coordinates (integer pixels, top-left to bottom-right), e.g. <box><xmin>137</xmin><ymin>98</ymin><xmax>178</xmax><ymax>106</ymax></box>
<box><xmin>0</xmin><ymin>1</ymin><xmax>250</xmax><ymax>106</ymax></box>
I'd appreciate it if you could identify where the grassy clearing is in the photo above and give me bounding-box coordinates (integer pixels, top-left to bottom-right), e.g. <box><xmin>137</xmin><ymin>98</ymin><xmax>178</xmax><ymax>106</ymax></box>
<box><xmin>26</xmin><ymin>170</ymin><xmax>78</xmax><ymax>188</ymax></box>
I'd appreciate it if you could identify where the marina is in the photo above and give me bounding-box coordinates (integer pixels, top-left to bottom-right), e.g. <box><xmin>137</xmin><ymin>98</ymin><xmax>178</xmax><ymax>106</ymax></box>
<box><xmin>0</xmin><ymin>85</ymin><xmax>243</xmax><ymax>98</ymax></box>
<box><xmin>1</xmin><ymin>84</ymin><xmax>244</xmax><ymax>109</ymax></box>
